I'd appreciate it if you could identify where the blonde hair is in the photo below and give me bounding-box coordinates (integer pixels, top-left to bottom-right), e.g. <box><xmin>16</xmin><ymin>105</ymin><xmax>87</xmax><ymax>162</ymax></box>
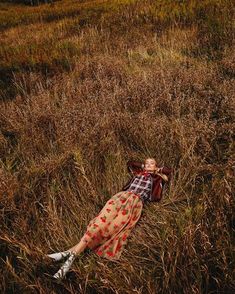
<box><xmin>144</xmin><ymin>158</ymin><xmax>157</xmax><ymax>165</ymax></box>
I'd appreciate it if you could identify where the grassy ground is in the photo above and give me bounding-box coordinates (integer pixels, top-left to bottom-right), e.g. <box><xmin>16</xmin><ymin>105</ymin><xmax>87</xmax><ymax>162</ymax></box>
<box><xmin>0</xmin><ymin>0</ymin><xmax>234</xmax><ymax>293</ymax></box>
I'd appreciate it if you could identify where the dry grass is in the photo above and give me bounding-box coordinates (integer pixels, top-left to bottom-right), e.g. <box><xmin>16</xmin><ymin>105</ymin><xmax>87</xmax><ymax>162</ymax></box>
<box><xmin>0</xmin><ymin>0</ymin><xmax>234</xmax><ymax>293</ymax></box>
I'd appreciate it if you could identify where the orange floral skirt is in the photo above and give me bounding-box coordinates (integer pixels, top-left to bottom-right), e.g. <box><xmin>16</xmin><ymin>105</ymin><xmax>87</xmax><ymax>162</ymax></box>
<box><xmin>80</xmin><ymin>190</ymin><xmax>143</xmax><ymax>260</ymax></box>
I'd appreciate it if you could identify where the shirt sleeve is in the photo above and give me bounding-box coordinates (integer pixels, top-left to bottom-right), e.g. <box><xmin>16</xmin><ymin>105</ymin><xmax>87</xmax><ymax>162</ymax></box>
<box><xmin>159</xmin><ymin>166</ymin><xmax>173</xmax><ymax>180</ymax></box>
<box><xmin>127</xmin><ymin>160</ymin><xmax>144</xmax><ymax>175</ymax></box>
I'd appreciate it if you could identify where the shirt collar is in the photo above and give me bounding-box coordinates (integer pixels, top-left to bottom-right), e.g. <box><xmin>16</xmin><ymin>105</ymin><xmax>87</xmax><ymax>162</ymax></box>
<box><xmin>139</xmin><ymin>171</ymin><xmax>151</xmax><ymax>177</ymax></box>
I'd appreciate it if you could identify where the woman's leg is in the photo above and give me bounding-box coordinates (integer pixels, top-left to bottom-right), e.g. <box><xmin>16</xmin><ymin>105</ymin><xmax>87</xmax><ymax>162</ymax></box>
<box><xmin>68</xmin><ymin>239</ymin><xmax>87</xmax><ymax>255</ymax></box>
<box><xmin>52</xmin><ymin>239</ymin><xmax>88</xmax><ymax>279</ymax></box>
<box><xmin>53</xmin><ymin>252</ymin><xmax>76</xmax><ymax>279</ymax></box>
<box><xmin>51</xmin><ymin>192</ymin><xmax>124</xmax><ymax>278</ymax></box>
<box><xmin>47</xmin><ymin>250</ymin><xmax>71</xmax><ymax>261</ymax></box>
<box><xmin>47</xmin><ymin>238</ymin><xmax>88</xmax><ymax>261</ymax></box>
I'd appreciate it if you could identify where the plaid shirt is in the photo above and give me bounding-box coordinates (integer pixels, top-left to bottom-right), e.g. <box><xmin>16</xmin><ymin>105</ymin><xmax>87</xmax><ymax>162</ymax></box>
<box><xmin>127</xmin><ymin>172</ymin><xmax>152</xmax><ymax>201</ymax></box>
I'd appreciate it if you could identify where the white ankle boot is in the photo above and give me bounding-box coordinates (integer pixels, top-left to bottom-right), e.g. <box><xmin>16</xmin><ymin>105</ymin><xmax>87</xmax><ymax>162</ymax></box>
<box><xmin>53</xmin><ymin>252</ymin><xmax>76</xmax><ymax>279</ymax></box>
<box><xmin>47</xmin><ymin>250</ymin><xmax>71</xmax><ymax>261</ymax></box>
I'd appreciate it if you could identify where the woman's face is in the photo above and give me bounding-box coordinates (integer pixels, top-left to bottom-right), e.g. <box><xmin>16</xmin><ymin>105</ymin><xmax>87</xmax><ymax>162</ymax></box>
<box><xmin>144</xmin><ymin>158</ymin><xmax>157</xmax><ymax>172</ymax></box>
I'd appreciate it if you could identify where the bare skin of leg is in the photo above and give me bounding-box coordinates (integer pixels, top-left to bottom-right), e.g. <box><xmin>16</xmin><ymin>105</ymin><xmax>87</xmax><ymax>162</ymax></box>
<box><xmin>68</xmin><ymin>239</ymin><xmax>88</xmax><ymax>255</ymax></box>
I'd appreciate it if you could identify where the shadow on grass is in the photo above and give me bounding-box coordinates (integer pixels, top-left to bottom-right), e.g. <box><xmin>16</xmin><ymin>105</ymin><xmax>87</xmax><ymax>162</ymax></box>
<box><xmin>0</xmin><ymin>58</ymin><xmax>75</xmax><ymax>101</ymax></box>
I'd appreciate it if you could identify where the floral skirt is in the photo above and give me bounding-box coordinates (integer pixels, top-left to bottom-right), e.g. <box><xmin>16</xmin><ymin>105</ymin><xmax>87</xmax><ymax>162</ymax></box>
<box><xmin>80</xmin><ymin>190</ymin><xmax>143</xmax><ymax>260</ymax></box>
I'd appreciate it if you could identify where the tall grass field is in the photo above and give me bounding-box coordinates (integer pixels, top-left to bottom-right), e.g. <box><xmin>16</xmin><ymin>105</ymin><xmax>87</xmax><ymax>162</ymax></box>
<box><xmin>0</xmin><ymin>0</ymin><xmax>234</xmax><ymax>293</ymax></box>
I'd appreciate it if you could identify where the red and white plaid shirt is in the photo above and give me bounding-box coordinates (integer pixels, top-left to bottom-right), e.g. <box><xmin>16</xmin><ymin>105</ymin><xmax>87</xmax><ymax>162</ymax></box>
<box><xmin>127</xmin><ymin>171</ymin><xmax>152</xmax><ymax>201</ymax></box>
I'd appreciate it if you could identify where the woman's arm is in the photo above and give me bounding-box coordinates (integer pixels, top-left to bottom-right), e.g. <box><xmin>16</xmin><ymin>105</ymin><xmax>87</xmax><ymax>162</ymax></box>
<box><xmin>127</xmin><ymin>160</ymin><xmax>144</xmax><ymax>175</ymax></box>
<box><xmin>158</xmin><ymin>167</ymin><xmax>172</xmax><ymax>175</ymax></box>
<box><xmin>158</xmin><ymin>166</ymin><xmax>173</xmax><ymax>181</ymax></box>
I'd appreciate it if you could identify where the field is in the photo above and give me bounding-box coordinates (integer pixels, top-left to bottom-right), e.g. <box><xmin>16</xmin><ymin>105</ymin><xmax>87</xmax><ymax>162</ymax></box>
<box><xmin>0</xmin><ymin>0</ymin><xmax>234</xmax><ymax>293</ymax></box>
